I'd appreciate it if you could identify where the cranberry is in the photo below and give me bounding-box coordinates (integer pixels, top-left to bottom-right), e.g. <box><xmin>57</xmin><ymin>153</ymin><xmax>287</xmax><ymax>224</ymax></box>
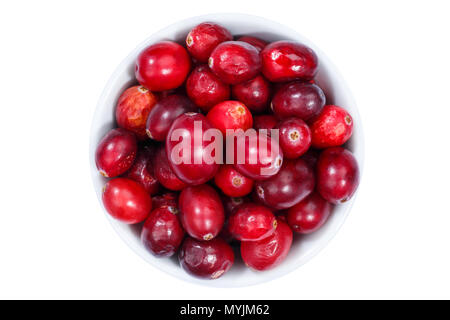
<box><xmin>271</xmin><ymin>82</ymin><xmax>325</xmax><ymax>121</ymax></box>
<box><xmin>261</xmin><ymin>40</ymin><xmax>318</xmax><ymax>82</ymax></box>
<box><xmin>146</xmin><ymin>94</ymin><xmax>197</xmax><ymax>141</ymax></box>
<box><xmin>253</xmin><ymin>114</ymin><xmax>278</xmax><ymax>133</ymax></box>
<box><xmin>152</xmin><ymin>192</ymin><xmax>178</xmax><ymax>209</ymax></box>
<box><xmin>237</xmin><ymin>36</ymin><xmax>268</xmax><ymax>52</ymax></box>
<box><xmin>166</xmin><ymin>113</ymin><xmax>220</xmax><ymax>185</ymax></box>
<box><xmin>301</xmin><ymin>148</ymin><xmax>320</xmax><ymax>169</ymax></box>
<box><xmin>124</xmin><ymin>145</ymin><xmax>159</xmax><ymax>195</ymax></box>
<box><xmin>317</xmin><ymin>147</ymin><xmax>359</xmax><ymax>204</ymax></box>
<box><xmin>255</xmin><ymin>158</ymin><xmax>315</xmax><ymax>210</ymax></box>
<box><xmin>186</xmin><ymin>22</ymin><xmax>232</xmax><ymax>63</ymax></box>
<box><xmin>231</xmin><ymin>75</ymin><xmax>271</xmax><ymax>113</ymax></box>
<box><xmin>241</xmin><ymin>219</ymin><xmax>293</xmax><ymax>271</ymax></box>
<box><xmin>135</xmin><ymin>41</ymin><xmax>191</xmax><ymax>91</ymax></box>
<box><xmin>206</xmin><ymin>100</ymin><xmax>253</xmax><ymax>136</ymax></box>
<box><xmin>154</xmin><ymin>146</ymin><xmax>187</xmax><ymax>191</ymax></box>
<box><xmin>186</xmin><ymin>65</ymin><xmax>230</xmax><ymax>112</ymax></box>
<box><xmin>95</xmin><ymin>128</ymin><xmax>137</xmax><ymax>178</ymax></box>
<box><xmin>179</xmin><ymin>185</ymin><xmax>225</xmax><ymax>240</ymax></box>
<box><xmin>287</xmin><ymin>192</ymin><xmax>332</xmax><ymax>234</ymax></box>
<box><xmin>276</xmin><ymin>117</ymin><xmax>312</xmax><ymax>159</ymax></box>
<box><xmin>102</xmin><ymin>178</ymin><xmax>152</xmax><ymax>224</ymax></box>
<box><xmin>179</xmin><ymin>237</ymin><xmax>234</xmax><ymax>279</ymax></box>
<box><xmin>221</xmin><ymin>195</ymin><xmax>250</xmax><ymax>216</ymax></box>
<box><xmin>228</xmin><ymin>203</ymin><xmax>277</xmax><ymax>241</ymax></box>
<box><xmin>209</xmin><ymin>41</ymin><xmax>261</xmax><ymax>85</ymax></box>
<box><xmin>214</xmin><ymin>165</ymin><xmax>254</xmax><ymax>197</ymax></box>
<box><xmin>310</xmin><ymin>105</ymin><xmax>353</xmax><ymax>148</ymax></box>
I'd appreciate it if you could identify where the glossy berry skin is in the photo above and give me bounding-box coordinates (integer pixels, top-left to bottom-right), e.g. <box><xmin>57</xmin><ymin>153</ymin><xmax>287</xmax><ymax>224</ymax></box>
<box><xmin>241</xmin><ymin>219</ymin><xmax>293</xmax><ymax>271</ymax></box>
<box><xmin>124</xmin><ymin>145</ymin><xmax>159</xmax><ymax>195</ymax></box>
<box><xmin>207</xmin><ymin>100</ymin><xmax>253</xmax><ymax>136</ymax></box>
<box><xmin>214</xmin><ymin>165</ymin><xmax>254</xmax><ymax>197</ymax></box>
<box><xmin>179</xmin><ymin>185</ymin><xmax>225</xmax><ymax>241</ymax></box>
<box><xmin>276</xmin><ymin>118</ymin><xmax>312</xmax><ymax>159</ymax></box>
<box><xmin>146</xmin><ymin>94</ymin><xmax>197</xmax><ymax>141</ymax></box>
<box><xmin>209</xmin><ymin>41</ymin><xmax>262</xmax><ymax>85</ymax></box>
<box><xmin>166</xmin><ymin>113</ymin><xmax>220</xmax><ymax>185</ymax></box>
<box><xmin>228</xmin><ymin>203</ymin><xmax>277</xmax><ymax>241</ymax></box>
<box><xmin>186</xmin><ymin>22</ymin><xmax>232</xmax><ymax>63</ymax></box>
<box><xmin>115</xmin><ymin>86</ymin><xmax>158</xmax><ymax>139</ymax></box>
<box><xmin>253</xmin><ymin>115</ymin><xmax>278</xmax><ymax>133</ymax></box>
<box><xmin>186</xmin><ymin>65</ymin><xmax>230</xmax><ymax>112</ymax></box>
<box><xmin>154</xmin><ymin>146</ymin><xmax>187</xmax><ymax>191</ymax></box>
<box><xmin>141</xmin><ymin>206</ymin><xmax>185</xmax><ymax>257</ymax></box>
<box><xmin>287</xmin><ymin>192</ymin><xmax>332</xmax><ymax>234</ymax></box>
<box><xmin>135</xmin><ymin>41</ymin><xmax>191</xmax><ymax>91</ymax></box>
<box><xmin>102</xmin><ymin>178</ymin><xmax>152</xmax><ymax>224</ymax></box>
<box><xmin>255</xmin><ymin>158</ymin><xmax>315</xmax><ymax>210</ymax></box>
<box><xmin>271</xmin><ymin>82</ymin><xmax>325</xmax><ymax>121</ymax></box>
<box><xmin>95</xmin><ymin>128</ymin><xmax>137</xmax><ymax>178</ymax></box>
<box><xmin>237</xmin><ymin>36</ymin><xmax>268</xmax><ymax>52</ymax></box>
<box><xmin>152</xmin><ymin>192</ymin><xmax>178</xmax><ymax>210</ymax></box>
<box><xmin>231</xmin><ymin>75</ymin><xmax>271</xmax><ymax>113</ymax></box>
<box><xmin>317</xmin><ymin>147</ymin><xmax>359</xmax><ymax>204</ymax></box>
<box><xmin>179</xmin><ymin>237</ymin><xmax>234</xmax><ymax>280</ymax></box>
<box><xmin>261</xmin><ymin>40</ymin><xmax>318</xmax><ymax>82</ymax></box>
<box><xmin>310</xmin><ymin>105</ymin><xmax>353</xmax><ymax>148</ymax></box>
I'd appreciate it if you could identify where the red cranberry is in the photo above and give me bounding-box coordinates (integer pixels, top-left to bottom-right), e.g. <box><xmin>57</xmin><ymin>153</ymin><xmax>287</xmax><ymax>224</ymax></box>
<box><xmin>95</xmin><ymin>128</ymin><xmax>137</xmax><ymax>178</ymax></box>
<box><xmin>102</xmin><ymin>178</ymin><xmax>152</xmax><ymax>224</ymax></box>
<box><xmin>237</xmin><ymin>36</ymin><xmax>268</xmax><ymax>52</ymax></box>
<box><xmin>231</xmin><ymin>75</ymin><xmax>271</xmax><ymax>113</ymax></box>
<box><xmin>276</xmin><ymin>117</ymin><xmax>312</xmax><ymax>159</ymax></box>
<box><xmin>254</xmin><ymin>158</ymin><xmax>315</xmax><ymax>210</ymax></box>
<box><xmin>179</xmin><ymin>185</ymin><xmax>225</xmax><ymax>240</ymax></box>
<box><xmin>166</xmin><ymin>113</ymin><xmax>220</xmax><ymax>185</ymax></box>
<box><xmin>124</xmin><ymin>145</ymin><xmax>159</xmax><ymax>195</ymax></box>
<box><xmin>241</xmin><ymin>219</ymin><xmax>293</xmax><ymax>271</ymax></box>
<box><xmin>317</xmin><ymin>147</ymin><xmax>359</xmax><ymax>204</ymax></box>
<box><xmin>186</xmin><ymin>22</ymin><xmax>232</xmax><ymax>63</ymax></box>
<box><xmin>141</xmin><ymin>206</ymin><xmax>185</xmax><ymax>257</ymax></box>
<box><xmin>209</xmin><ymin>41</ymin><xmax>261</xmax><ymax>85</ymax></box>
<box><xmin>146</xmin><ymin>94</ymin><xmax>197</xmax><ymax>141</ymax></box>
<box><xmin>228</xmin><ymin>203</ymin><xmax>277</xmax><ymax>241</ymax></box>
<box><xmin>179</xmin><ymin>237</ymin><xmax>234</xmax><ymax>279</ymax></box>
<box><xmin>214</xmin><ymin>165</ymin><xmax>254</xmax><ymax>197</ymax></box>
<box><xmin>310</xmin><ymin>105</ymin><xmax>353</xmax><ymax>148</ymax></box>
<box><xmin>186</xmin><ymin>65</ymin><xmax>230</xmax><ymax>112</ymax></box>
<box><xmin>287</xmin><ymin>192</ymin><xmax>332</xmax><ymax>234</ymax></box>
<box><xmin>152</xmin><ymin>192</ymin><xmax>178</xmax><ymax>209</ymax></box>
<box><xmin>206</xmin><ymin>100</ymin><xmax>253</xmax><ymax>136</ymax></box>
<box><xmin>271</xmin><ymin>82</ymin><xmax>325</xmax><ymax>121</ymax></box>
<box><xmin>261</xmin><ymin>40</ymin><xmax>318</xmax><ymax>82</ymax></box>
<box><xmin>154</xmin><ymin>146</ymin><xmax>187</xmax><ymax>191</ymax></box>
<box><xmin>253</xmin><ymin>115</ymin><xmax>278</xmax><ymax>133</ymax></box>
<box><xmin>135</xmin><ymin>41</ymin><xmax>191</xmax><ymax>91</ymax></box>
<box><xmin>221</xmin><ymin>195</ymin><xmax>250</xmax><ymax>216</ymax></box>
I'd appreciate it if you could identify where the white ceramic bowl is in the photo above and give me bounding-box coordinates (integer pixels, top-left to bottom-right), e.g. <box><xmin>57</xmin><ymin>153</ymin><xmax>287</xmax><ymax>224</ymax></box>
<box><xmin>89</xmin><ymin>13</ymin><xmax>364</xmax><ymax>287</ymax></box>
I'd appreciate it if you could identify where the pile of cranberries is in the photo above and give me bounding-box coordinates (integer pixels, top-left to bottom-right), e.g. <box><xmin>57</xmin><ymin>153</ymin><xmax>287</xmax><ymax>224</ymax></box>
<box><xmin>95</xmin><ymin>22</ymin><xmax>360</xmax><ymax>280</ymax></box>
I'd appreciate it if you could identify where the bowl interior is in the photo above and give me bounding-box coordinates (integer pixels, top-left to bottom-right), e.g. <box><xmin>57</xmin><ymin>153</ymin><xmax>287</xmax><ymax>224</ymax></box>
<box><xmin>89</xmin><ymin>13</ymin><xmax>364</xmax><ymax>287</ymax></box>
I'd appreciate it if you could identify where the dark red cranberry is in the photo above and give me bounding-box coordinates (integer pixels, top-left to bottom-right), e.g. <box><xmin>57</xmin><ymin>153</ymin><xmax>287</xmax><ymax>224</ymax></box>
<box><xmin>146</xmin><ymin>94</ymin><xmax>197</xmax><ymax>141</ymax></box>
<box><xmin>310</xmin><ymin>105</ymin><xmax>353</xmax><ymax>148</ymax></box>
<box><xmin>141</xmin><ymin>206</ymin><xmax>185</xmax><ymax>257</ymax></box>
<box><xmin>206</xmin><ymin>100</ymin><xmax>253</xmax><ymax>136</ymax></box>
<box><xmin>214</xmin><ymin>165</ymin><xmax>254</xmax><ymax>197</ymax></box>
<box><xmin>228</xmin><ymin>203</ymin><xmax>277</xmax><ymax>241</ymax></box>
<box><xmin>186</xmin><ymin>65</ymin><xmax>230</xmax><ymax>112</ymax></box>
<box><xmin>218</xmin><ymin>217</ymin><xmax>235</xmax><ymax>243</ymax></box>
<box><xmin>95</xmin><ymin>128</ymin><xmax>137</xmax><ymax>178</ymax></box>
<box><xmin>276</xmin><ymin>117</ymin><xmax>312</xmax><ymax>159</ymax></box>
<box><xmin>271</xmin><ymin>82</ymin><xmax>325</xmax><ymax>120</ymax></box>
<box><xmin>179</xmin><ymin>185</ymin><xmax>225</xmax><ymax>240</ymax></box>
<box><xmin>317</xmin><ymin>147</ymin><xmax>359</xmax><ymax>204</ymax></box>
<box><xmin>124</xmin><ymin>145</ymin><xmax>159</xmax><ymax>195</ymax></box>
<box><xmin>231</xmin><ymin>75</ymin><xmax>271</xmax><ymax>113</ymax></box>
<box><xmin>276</xmin><ymin>211</ymin><xmax>288</xmax><ymax>223</ymax></box>
<box><xmin>287</xmin><ymin>192</ymin><xmax>332</xmax><ymax>234</ymax></box>
<box><xmin>237</xmin><ymin>36</ymin><xmax>268</xmax><ymax>52</ymax></box>
<box><xmin>241</xmin><ymin>219</ymin><xmax>293</xmax><ymax>271</ymax></box>
<box><xmin>253</xmin><ymin>114</ymin><xmax>278</xmax><ymax>134</ymax></box>
<box><xmin>261</xmin><ymin>40</ymin><xmax>318</xmax><ymax>82</ymax></box>
<box><xmin>179</xmin><ymin>237</ymin><xmax>234</xmax><ymax>279</ymax></box>
<box><xmin>186</xmin><ymin>22</ymin><xmax>232</xmax><ymax>63</ymax></box>
<box><xmin>220</xmin><ymin>195</ymin><xmax>250</xmax><ymax>216</ymax></box>
<box><xmin>254</xmin><ymin>158</ymin><xmax>315</xmax><ymax>210</ymax></box>
<box><xmin>154</xmin><ymin>146</ymin><xmax>187</xmax><ymax>191</ymax></box>
<box><xmin>209</xmin><ymin>41</ymin><xmax>261</xmax><ymax>85</ymax></box>
<box><xmin>301</xmin><ymin>148</ymin><xmax>320</xmax><ymax>169</ymax></box>
<box><xmin>152</xmin><ymin>192</ymin><xmax>178</xmax><ymax>209</ymax></box>
<box><xmin>166</xmin><ymin>113</ymin><xmax>220</xmax><ymax>185</ymax></box>
<box><xmin>136</xmin><ymin>41</ymin><xmax>191</xmax><ymax>91</ymax></box>
<box><xmin>102</xmin><ymin>178</ymin><xmax>152</xmax><ymax>224</ymax></box>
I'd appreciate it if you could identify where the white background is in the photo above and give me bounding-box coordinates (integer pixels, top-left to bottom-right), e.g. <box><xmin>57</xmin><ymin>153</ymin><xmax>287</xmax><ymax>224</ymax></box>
<box><xmin>1</xmin><ymin>0</ymin><xmax>449</xmax><ymax>299</ymax></box>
